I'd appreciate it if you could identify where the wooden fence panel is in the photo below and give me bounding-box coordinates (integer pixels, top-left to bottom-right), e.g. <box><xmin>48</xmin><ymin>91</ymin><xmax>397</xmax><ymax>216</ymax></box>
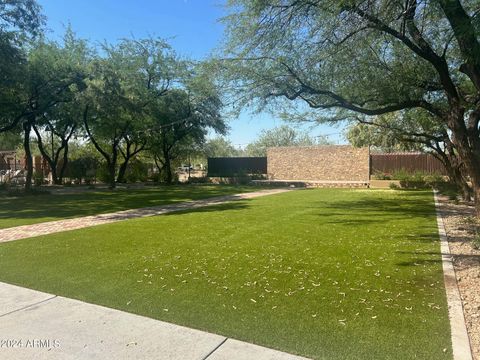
<box><xmin>370</xmin><ymin>153</ymin><xmax>446</xmax><ymax>175</ymax></box>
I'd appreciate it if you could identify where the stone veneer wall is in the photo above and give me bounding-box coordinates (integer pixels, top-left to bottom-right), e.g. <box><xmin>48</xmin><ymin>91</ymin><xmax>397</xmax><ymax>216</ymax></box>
<box><xmin>267</xmin><ymin>145</ymin><xmax>370</xmax><ymax>181</ymax></box>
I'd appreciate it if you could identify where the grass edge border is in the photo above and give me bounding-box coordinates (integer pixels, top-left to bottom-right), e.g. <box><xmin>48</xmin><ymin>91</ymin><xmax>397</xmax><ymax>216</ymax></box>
<box><xmin>433</xmin><ymin>190</ymin><xmax>473</xmax><ymax>360</ymax></box>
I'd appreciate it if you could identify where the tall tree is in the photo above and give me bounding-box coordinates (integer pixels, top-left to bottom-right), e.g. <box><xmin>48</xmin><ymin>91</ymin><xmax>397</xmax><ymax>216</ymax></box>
<box><xmin>222</xmin><ymin>0</ymin><xmax>480</xmax><ymax>213</ymax></box>
<box><xmin>83</xmin><ymin>38</ymin><xmax>176</xmax><ymax>188</ymax></box>
<box><xmin>346</xmin><ymin>123</ymin><xmax>423</xmax><ymax>153</ymax></box>
<box><xmin>32</xmin><ymin>28</ymin><xmax>90</xmax><ymax>184</ymax></box>
<box><xmin>0</xmin><ymin>131</ymin><xmax>21</xmax><ymax>151</ymax></box>
<box><xmin>245</xmin><ymin>125</ymin><xmax>330</xmax><ymax>156</ymax></box>
<box><xmin>203</xmin><ymin>137</ymin><xmax>240</xmax><ymax>158</ymax></box>
<box><xmin>0</xmin><ymin>0</ymin><xmax>44</xmax><ymax>134</ymax></box>
<box><xmin>148</xmin><ymin>83</ymin><xmax>226</xmax><ymax>183</ymax></box>
<box><xmin>3</xmin><ymin>35</ymin><xmax>85</xmax><ymax>190</ymax></box>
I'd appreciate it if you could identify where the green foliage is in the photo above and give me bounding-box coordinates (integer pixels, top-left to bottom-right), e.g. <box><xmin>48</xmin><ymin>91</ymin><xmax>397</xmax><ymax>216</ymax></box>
<box><xmin>186</xmin><ymin>176</ymin><xmax>210</xmax><ymax>184</ymax></box>
<box><xmin>124</xmin><ymin>159</ymin><xmax>149</xmax><ymax>183</ymax></box>
<box><xmin>345</xmin><ymin>111</ymin><xmax>436</xmax><ymax>153</ymax></box>
<box><xmin>245</xmin><ymin>125</ymin><xmax>329</xmax><ymax>156</ymax></box>
<box><xmin>388</xmin><ymin>182</ymin><xmax>400</xmax><ymax>190</ymax></box>
<box><xmin>64</xmin><ymin>157</ymin><xmax>98</xmax><ymax>183</ymax></box>
<box><xmin>203</xmin><ymin>137</ymin><xmax>240</xmax><ymax>158</ymax></box>
<box><xmin>32</xmin><ymin>170</ymin><xmax>43</xmax><ymax>186</ymax></box>
<box><xmin>221</xmin><ymin>0</ymin><xmax>453</xmax><ymax>118</ymax></box>
<box><xmin>96</xmin><ymin>163</ymin><xmax>113</xmax><ymax>185</ymax></box>
<box><xmin>148</xmin><ymin>76</ymin><xmax>226</xmax><ymax>183</ymax></box>
<box><xmin>0</xmin><ymin>1</ymin><xmax>44</xmax><ymax>134</ymax></box>
<box><xmin>0</xmin><ymin>0</ymin><xmax>44</xmax><ymax>36</ymax></box>
<box><xmin>372</xmin><ymin>170</ymin><xmax>391</xmax><ymax>180</ymax></box>
<box><xmin>388</xmin><ymin>171</ymin><xmax>445</xmax><ymax>189</ymax></box>
<box><xmin>436</xmin><ymin>181</ymin><xmax>462</xmax><ymax>201</ymax></box>
<box><xmin>0</xmin><ymin>131</ymin><xmax>21</xmax><ymax>150</ymax></box>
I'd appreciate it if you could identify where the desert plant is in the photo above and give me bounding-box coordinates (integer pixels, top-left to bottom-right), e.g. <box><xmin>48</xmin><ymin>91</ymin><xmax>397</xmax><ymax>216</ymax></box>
<box><xmin>372</xmin><ymin>171</ymin><xmax>391</xmax><ymax>180</ymax></box>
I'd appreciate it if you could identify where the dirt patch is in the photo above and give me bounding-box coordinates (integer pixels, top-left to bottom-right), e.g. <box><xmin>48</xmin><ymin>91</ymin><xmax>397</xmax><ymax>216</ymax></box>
<box><xmin>437</xmin><ymin>195</ymin><xmax>480</xmax><ymax>360</ymax></box>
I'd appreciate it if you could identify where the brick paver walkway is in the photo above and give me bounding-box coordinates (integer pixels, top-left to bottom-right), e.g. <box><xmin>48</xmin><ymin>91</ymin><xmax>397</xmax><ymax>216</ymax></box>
<box><xmin>0</xmin><ymin>188</ymin><xmax>290</xmax><ymax>243</ymax></box>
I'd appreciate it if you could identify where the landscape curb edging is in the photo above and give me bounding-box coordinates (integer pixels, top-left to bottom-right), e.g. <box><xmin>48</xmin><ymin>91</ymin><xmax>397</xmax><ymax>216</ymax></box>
<box><xmin>433</xmin><ymin>191</ymin><xmax>473</xmax><ymax>360</ymax></box>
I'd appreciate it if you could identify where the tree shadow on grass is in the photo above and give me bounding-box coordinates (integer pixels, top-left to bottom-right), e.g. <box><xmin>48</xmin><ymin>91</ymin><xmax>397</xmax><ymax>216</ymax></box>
<box><xmin>0</xmin><ymin>186</ymin><xmax>252</xmax><ymax>225</ymax></box>
<box><xmin>396</xmin><ymin>250</ymin><xmax>480</xmax><ymax>268</ymax></box>
<box><xmin>161</xmin><ymin>199</ymin><xmax>253</xmax><ymax>216</ymax></box>
<box><xmin>305</xmin><ymin>194</ymin><xmax>435</xmax><ymax>224</ymax></box>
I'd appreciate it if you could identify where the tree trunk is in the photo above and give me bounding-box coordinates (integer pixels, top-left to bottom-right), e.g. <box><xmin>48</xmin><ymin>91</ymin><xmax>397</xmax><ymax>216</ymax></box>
<box><xmin>459</xmin><ymin>178</ymin><xmax>472</xmax><ymax>202</ymax></box>
<box><xmin>474</xmin><ymin>183</ymin><xmax>480</xmax><ymax>216</ymax></box>
<box><xmin>32</xmin><ymin>125</ymin><xmax>64</xmax><ymax>185</ymax></box>
<box><xmin>23</xmin><ymin>122</ymin><xmax>33</xmax><ymax>191</ymax></box>
<box><xmin>108</xmin><ymin>146</ymin><xmax>118</xmax><ymax>189</ymax></box>
<box><xmin>164</xmin><ymin>156</ymin><xmax>172</xmax><ymax>184</ymax></box>
<box><xmin>442</xmin><ymin>104</ymin><xmax>480</xmax><ymax>214</ymax></box>
<box><xmin>117</xmin><ymin>158</ymin><xmax>130</xmax><ymax>183</ymax></box>
<box><xmin>443</xmin><ymin>155</ymin><xmax>471</xmax><ymax>201</ymax></box>
<box><xmin>453</xmin><ymin>166</ymin><xmax>472</xmax><ymax>201</ymax></box>
<box><xmin>58</xmin><ymin>142</ymin><xmax>69</xmax><ymax>184</ymax></box>
<box><xmin>108</xmin><ymin>162</ymin><xmax>116</xmax><ymax>189</ymax></box>
<box><xmin>451</xmin><ymin>133</ymin><xmax>480</xmax><ymax>212</ymax></box>
<box><xmin>50</xmin><ymin>164</ymin><xmax>60</xmax><ymax>185</ymax></box>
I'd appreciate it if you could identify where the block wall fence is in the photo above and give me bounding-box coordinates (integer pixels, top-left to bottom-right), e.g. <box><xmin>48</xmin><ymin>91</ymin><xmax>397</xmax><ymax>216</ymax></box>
<box><xmin>267</xmin><ymin>145</ymin><xmax>370</xmax><ymax>181</ymax></box>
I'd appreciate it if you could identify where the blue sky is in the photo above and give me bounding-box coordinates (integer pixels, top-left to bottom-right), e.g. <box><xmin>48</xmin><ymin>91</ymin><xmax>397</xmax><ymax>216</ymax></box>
<box><xmin>37</xmin><ymin>0</ymin><xmax>345</xmax><ymax>146</ymax></box>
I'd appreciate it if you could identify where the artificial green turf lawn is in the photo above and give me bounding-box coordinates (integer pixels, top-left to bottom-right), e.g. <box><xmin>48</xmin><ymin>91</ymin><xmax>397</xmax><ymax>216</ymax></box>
<box><xmin>0</xmin><ymin>189</ymin><xmax>451</xmax><ymax>359</ymax></box>
<box><xmin>0</xmin><ymin>184</ymin><xmax>257</xmax><ymax>229</ymax></box>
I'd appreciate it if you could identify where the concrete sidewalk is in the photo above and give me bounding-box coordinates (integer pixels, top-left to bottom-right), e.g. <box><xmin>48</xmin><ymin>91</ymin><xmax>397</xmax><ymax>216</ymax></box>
<box><xmin>0</xmin><ymin>188</ymin><xmax>291</xmax><ymax>243</ymax></box>
<box><xmin>0</xmin><ymin>282</ymin><xmax>309</xmax><ymax>360</ymax></box>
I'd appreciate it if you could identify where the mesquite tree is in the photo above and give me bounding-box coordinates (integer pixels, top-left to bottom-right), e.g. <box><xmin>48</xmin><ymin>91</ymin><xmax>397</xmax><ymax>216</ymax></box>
<box><xmin>222</xmin><ymin>0</ymin><xmax>480</xmax><ymax>213</ymax></box>
<box><xmin>2</xmin><ymin>36</ymin><xmax>85</xmax><ymax>189</ymax></box>
<box><xmin>148</xmin><ymin>77</ymin><xmax>226</xmax><ymax>183</ymax></box>
<box><xmin>82</xmin><ymin>38</ymin><xmax>176</xmax><ymax>188</ymax></box>
<box><xmin>31</xmin><ymin>29</ymin><xmax>90</xmax><ymax>185</ymax></box>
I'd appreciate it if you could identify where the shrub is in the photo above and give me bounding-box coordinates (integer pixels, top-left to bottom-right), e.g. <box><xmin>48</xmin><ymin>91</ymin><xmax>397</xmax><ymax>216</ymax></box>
<box><xmin>187</xmin><ymin>176</ymin><xmax>209</xmax><ymax>184</ymax></box>
<box><xmin>33</xmin><ymin>171</ymin><xmax>44</xmax><ymax>186</ymax></box>
<box><xmin>65</xmin><ymin>157</ymin><xmax>99</xmax><ymax>184</ymax></box>
<box><xmin>96</xmin><ymin>163</ymin><xmax>112</xmax><ymax>184</ymax></box>
<box><xmin>149</xmin><ymin>172</ymin><xmax>162</xmax><ymax>183</ymax></box>
<box><xmin>435</xmin><ymin>180</ymin><xmax>461</xmax><ymax>201</ymax></box>
<box><xmin>372</xmin><ymin>171</ymin><xmax>392</xmax><ymax>180</ymax></box>
<box><xmin>390</xmin><ymin>171</ymin><xmax>445</xmax><ymax>189</ymax></box>
<box><xmin>389</xmin><ymin>182</ymin><xmax>400</xmax><ymax>190</ymax></box>
<box><xmin>154</xmin><ymin>170</ymin><xmax>179</xmax><ymax>184</ymax></box>
<box><xmin>125</xmin><ymin>160</ymin><xmax>149</xmax><ymax>183</ymax></box>
<box><xmin>424</xmin><ymin>174</ymin><xmax>445</xmax><ymax>187</ymax></box>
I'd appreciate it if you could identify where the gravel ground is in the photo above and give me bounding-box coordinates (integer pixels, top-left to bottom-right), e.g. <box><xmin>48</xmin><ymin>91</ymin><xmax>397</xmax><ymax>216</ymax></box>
<box><xmin>437</xmin><ymin>195</ymin><xmax>480</xmax><ymax>360</ymax></box>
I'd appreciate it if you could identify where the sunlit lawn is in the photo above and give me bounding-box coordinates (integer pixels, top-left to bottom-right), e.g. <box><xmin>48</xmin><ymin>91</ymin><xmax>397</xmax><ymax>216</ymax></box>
<box><xmin>0</xmin><ymin>189</ymin><xmax>451</xmax><ymax>359</ymax></box>
<box><xmin>0</xmin><ymin>184</ymin><xmax>257</xmax><ymax>229</ymax></box>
